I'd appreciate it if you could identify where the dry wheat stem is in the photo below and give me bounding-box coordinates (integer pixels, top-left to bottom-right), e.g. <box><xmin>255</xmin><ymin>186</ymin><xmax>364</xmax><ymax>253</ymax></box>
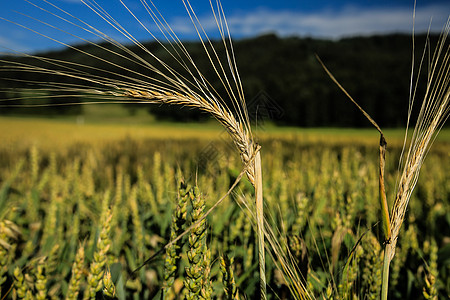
<box><xmin>253</xmin><ymin>150</ymin><xmax>266</xmax><ymax>299</ymax></box>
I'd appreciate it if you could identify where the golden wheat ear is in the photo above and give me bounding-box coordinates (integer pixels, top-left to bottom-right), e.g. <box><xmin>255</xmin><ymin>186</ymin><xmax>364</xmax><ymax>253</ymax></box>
<box><xmin>0</xmin><ymin>0</ymin><xmax>255</xmax><ymax>177</ymax></box>
<box><xmin>1</xmin><ymin>1</ymin><xmax>271</xmax><ymax>298</ymax></box>
<box><xmin>379</xmin><ymin>18</ymin><xmax>449</xmax><ymax>300</ymax></box>
<box><xmin>387</xmin><ymin>16</ymin><xmax>450</xmax><ymax>264</ymax></box>
<box><xmin>316</xmin><ymin>17</ymin><xmax>449</xmax><ymax>293</ymax></box>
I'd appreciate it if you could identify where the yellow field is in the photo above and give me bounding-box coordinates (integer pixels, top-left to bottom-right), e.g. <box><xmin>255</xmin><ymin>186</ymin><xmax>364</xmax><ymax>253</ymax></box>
<box><xmin>3</xmin><ymin>116</ymin><xmax>447</xmax><ymax>152</ymax></box>
<box><xmin>0</xmin><ymin>116</ymin><xmax>448</xmax><ymax>299</ymax></box>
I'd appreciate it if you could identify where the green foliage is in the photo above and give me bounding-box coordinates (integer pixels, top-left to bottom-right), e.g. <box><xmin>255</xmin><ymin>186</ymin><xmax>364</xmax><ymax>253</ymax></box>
<box><xmin>0</xmin><ymin>136</ymin><xmax>447</xmax><ymax>299</ymax></box>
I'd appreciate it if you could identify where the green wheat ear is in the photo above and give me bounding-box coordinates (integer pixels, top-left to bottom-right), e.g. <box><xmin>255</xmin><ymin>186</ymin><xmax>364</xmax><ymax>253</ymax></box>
<box><xmin>184</xmin><ymin>186</ymin><xmax>210</xmax><ymax>300</ymax></box>
<box><xmin>84</xmin><ymin>207</ymin><xmax>113</xmax><ymax>300</ymax></box>
<box><xmin>422</xmin><ymin>239</ymin><xmax>439</xmax><ymax>300</ymax></box>
<box><xmin>33</xmin><ymin>258</ymin><xmax>48</xmax><ymax>300</ymax></box>
<box><xmin>66</xmin><ymin>243</ymin><xmax>86</xmax><ymax>300</ymax></box>
<box><xmin>361</xmin><ymin>232</ymin><xmax>382</xmax><ymax>299</ymax></box>
<box><xmin>0</xmin><ymin>220</ymin><xmax>20</xmax><ymax>295</ymax></box>
<box><xmin>13</xmin><ymin>266</ymin><xmax>30</xmax><ymax>300</ymax></box>
<box><xmin>102</xmin><ymin>268</ymin><xmax>116</xmax><ymax>298</ymax></box>
<box><xmin>220</xmin><ymin>254</ymin><xmax>239</xmax><ymax>300</ymax></box>
<box><xmin>163</xmin><ymin>181</ymin><xmax>190</xmax><ymax>298</ymax></box>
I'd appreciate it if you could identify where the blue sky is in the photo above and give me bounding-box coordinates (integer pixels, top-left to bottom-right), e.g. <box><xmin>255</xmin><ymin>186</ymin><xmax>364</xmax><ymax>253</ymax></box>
<box><xmin>1</xmin><ymin>0</ymin><xmax>449</xmax><ymax>53</ymax></box>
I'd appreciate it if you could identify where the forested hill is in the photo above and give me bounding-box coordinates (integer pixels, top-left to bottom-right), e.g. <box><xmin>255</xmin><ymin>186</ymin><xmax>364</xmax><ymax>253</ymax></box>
<box><xmin>0</xmin><ymin>33</ymin><xmax>441</xmax><ymax>127</ymax></box>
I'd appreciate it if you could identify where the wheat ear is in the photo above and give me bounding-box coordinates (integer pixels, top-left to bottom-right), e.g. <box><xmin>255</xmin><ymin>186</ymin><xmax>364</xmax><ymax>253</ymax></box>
<box><xmin>388</xmin><ymin>21</ymin><xmax>449</xmax><ymax>258</ymax></box>
<box><xmin>316</xmin><ymin>17</ymin><xmax>449</xmax><ymax>299</ymax></box>
<box><xmin>121</xmin><ymin>89</ymin><xmax>266</xmax><ymax>299</ymax></box>
<box><xmin>381</xmin><ymin>18</ymin><xmax>449</xmax><ymax>300</ymax></box>
<box><xmin>121</xmin><ymin>88</ymin><xmax>256</xmax><ymax>184</ymax></box>
<box><xmin>1</xmin><ymin>0</ymin><xmax>271</xmax><ymax>296</ymax></box>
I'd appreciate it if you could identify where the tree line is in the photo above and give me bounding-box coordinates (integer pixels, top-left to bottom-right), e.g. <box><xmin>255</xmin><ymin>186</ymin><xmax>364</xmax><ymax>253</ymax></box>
<box><xmin>0</xmin><ymin>33</ymin><xmax>441</xmax><ymax>127</ymax></box>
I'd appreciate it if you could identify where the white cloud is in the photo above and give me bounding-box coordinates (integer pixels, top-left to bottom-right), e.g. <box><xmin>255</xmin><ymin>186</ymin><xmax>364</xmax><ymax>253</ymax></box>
<box><xmin>2</xmin><ymin>2</ymin><xmax>448</xmax><ymax>54</ymax></box>
<box><xmin>168</xmin><ymin>4</ymin><xmax>450</xmax><ymax>39</ymax></box>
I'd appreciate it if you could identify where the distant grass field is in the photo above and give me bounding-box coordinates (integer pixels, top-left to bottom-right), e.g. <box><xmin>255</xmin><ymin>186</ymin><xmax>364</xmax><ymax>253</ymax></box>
<box><xmin>2</xmin><ymin>115</ymin><xmax>448</xmax><ymax>152</ymax></box>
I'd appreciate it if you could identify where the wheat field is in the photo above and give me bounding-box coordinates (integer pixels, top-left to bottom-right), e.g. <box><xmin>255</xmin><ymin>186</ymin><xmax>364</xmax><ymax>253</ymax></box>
<box><xmin>0</xmin><ymin>118</ymin><xmax>448</xmax><ymax>299</ymax></box>
<box><xmin>0</xmin><ymin>0</ymin><xmax>449</xmax><ymax>299</ymax></box>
